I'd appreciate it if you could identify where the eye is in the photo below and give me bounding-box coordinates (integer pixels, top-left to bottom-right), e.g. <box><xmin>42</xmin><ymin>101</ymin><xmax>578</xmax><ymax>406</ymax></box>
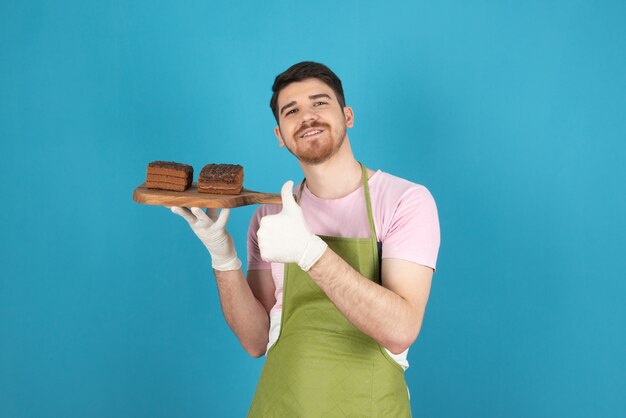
<box><xmin>314</xmin><ymin>101</ymin><xmax>328</xmax><ymax>106</ymax></box>
<box><xmin>286</xmin><ymin>108</ymin><xmax>298</xmax><ymax>116</ymax></box>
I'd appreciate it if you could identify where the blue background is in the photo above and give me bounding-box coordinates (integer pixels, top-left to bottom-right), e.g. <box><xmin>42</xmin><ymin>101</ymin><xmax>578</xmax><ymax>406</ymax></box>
<box><xmin>1</xmin><ymin>0</ymin><xmax>625</xmax><ymax>417</ymax></box>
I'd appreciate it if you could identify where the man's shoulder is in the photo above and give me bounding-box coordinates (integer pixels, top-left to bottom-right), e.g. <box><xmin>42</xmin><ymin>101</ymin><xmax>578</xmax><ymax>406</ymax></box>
<box><xmin>371</xmin><ymin>170</ymin><xmax>434</xmax><ymax>203</ymax></box>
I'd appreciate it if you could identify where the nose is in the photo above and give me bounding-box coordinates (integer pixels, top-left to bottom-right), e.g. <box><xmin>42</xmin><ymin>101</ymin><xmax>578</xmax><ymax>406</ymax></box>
<box><xmin>299</xmin><ymin>109</ymin><xmax>318</xmax><ymax>125</ymax></box>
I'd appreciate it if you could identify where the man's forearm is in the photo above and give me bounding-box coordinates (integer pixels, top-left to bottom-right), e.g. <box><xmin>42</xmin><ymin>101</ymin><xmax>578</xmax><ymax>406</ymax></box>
<box><xmin>214</xmin><ymin>268</ymin><xmax>269</xmax><ymax>357</ymax></box>
<box><xmin>307</xmin><ymin>250</ymin><xmax>422</xmax><ymax>354</ymax></box>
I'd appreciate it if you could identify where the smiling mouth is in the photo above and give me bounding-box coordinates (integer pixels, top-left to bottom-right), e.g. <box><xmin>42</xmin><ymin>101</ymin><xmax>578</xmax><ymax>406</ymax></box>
<box><xmin>300</xmin><ymin>129</ymin><xmax>323</xmax><ymax>139</ymax></box>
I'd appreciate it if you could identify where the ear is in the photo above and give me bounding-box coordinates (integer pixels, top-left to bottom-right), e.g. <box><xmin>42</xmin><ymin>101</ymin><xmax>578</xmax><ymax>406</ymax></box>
<box><xmin>343</xmin><ymin>106</ymin><xmax>354</xmax><ymax>128</ymax></box>
<box><xmin>274</xmin><ymin>126</ymin><xmax>286</xmax><ymax>147</ymax></box>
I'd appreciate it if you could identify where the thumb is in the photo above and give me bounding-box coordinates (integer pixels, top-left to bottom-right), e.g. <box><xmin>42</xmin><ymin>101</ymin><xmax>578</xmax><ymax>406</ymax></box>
<box><xmin>280</xmin><ymin>181</ymin><xmax>297</xmax><ymax>212</ymax></box>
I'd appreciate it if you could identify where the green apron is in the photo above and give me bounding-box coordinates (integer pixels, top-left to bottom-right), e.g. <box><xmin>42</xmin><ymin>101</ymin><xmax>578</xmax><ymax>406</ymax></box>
<box><xmin>248</xmin><ymin>164</ymin><xmax>411</xmax><ymax>417</ymax></box>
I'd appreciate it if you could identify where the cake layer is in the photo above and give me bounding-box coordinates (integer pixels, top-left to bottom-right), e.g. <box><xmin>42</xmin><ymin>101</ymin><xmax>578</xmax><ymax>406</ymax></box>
<box><xmin>197</xmin><ymin>184</ymin><xmax>241</xmax><ymax>195</ymax></box>
<box><xmin>147</xmin><ymin>161</ymin><xmax>193</xmax><ymax>178</ymax></box>
<box><xmin>197</xmin><ymin>183</ymin><xmax>242</xmax><ymax>194</ymax></box>
<box><xmin>145</xmin><ymin>181</ymin><xmax>189</xmax><ymax>192</ymax></box>
<box><xmin>146</xmin><ymin>173</ymin><xmax>191</xmax><ymax>185</ymax></box>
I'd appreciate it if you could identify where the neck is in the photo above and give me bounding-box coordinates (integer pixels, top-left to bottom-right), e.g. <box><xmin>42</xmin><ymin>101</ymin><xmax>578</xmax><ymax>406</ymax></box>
<box><xmin>298</xmin><ymin>136</ymin><xmax>364</xmax><ymax>199</ymax></box>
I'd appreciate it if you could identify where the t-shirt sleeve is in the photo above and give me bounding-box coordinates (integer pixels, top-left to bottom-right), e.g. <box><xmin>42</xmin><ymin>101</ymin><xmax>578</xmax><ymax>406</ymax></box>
<box><xmin>381</xmin><ymin>186</ymin><xmax>440</xmax><ymax>271</ymax></box>
<box><xmin>247</xmin><ymin>205</ymin><xmax>273</xmax><ymax>270</ymax></box>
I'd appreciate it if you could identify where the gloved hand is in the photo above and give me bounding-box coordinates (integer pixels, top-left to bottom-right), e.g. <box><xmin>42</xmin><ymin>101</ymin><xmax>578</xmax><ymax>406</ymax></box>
<box><xmin>257</xmin><ymin>181</ymin><xmax>328</xmax><ymax>272</ymax></box>
<box><xmin>170</xmin><ymin>206</ymin><xmax>242</xmax><ymax>271</ymax></box>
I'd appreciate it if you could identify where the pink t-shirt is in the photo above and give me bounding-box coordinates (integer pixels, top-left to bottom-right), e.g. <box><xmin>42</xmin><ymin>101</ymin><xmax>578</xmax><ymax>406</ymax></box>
<box><xmin>247</xmin><ymin>169</ymin><xmax>440</xmax><ymax>317</ymax></box>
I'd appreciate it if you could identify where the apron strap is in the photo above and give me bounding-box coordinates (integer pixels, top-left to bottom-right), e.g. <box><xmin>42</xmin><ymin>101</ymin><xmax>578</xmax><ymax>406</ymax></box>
<box><xmin>360</xmin><ymin>162</ymin><xmax>378</xmax><ymax>241</ymax></box>
<box><xmin>296</xmin><ymin>179</ymin><xmax>306</xmax><ymax>204</ymax></box>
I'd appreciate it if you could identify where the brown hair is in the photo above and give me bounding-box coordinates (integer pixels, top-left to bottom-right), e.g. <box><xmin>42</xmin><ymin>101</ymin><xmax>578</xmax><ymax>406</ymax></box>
<box><xmin>270</xmin><ymin>61</ymin><xmax>346</xmax><ymax>122</ymax></box>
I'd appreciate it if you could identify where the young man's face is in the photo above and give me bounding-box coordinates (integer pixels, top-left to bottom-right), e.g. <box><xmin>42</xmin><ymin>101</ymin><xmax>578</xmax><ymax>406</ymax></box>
<box><xmin>274</xmin><ymin>78</ymin><xmax>354</xmax><ymax>165</ymax></box>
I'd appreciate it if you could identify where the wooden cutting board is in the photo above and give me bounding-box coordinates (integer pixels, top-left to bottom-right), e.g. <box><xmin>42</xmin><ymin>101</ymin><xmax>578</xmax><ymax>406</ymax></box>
<box><xmin>133</xmin><ymin>183</ymin><xmax>282</xmax><ymax>208</ymax></box>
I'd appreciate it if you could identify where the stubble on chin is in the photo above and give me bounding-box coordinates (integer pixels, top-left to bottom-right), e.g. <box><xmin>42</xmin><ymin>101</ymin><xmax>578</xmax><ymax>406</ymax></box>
<box><xmin>286</xmin><ymin>128</ymin><xmax>346</xmax><ymax>165</ymax></box>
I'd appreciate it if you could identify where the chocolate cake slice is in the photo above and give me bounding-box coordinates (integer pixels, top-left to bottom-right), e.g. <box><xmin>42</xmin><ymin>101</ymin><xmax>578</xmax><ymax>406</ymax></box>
<box><xmin>145</xmin><ymin>161</ymin><xmax>193</xmax><ymax>191</ymax></box>
<box><xmin>197</xmin><ymin>164</ymin><xmax>244</xmax><ymax>195</ymax></box>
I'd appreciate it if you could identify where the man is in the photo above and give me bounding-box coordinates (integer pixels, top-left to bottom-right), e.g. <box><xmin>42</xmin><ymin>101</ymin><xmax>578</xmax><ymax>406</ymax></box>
<box><xmin>171</xmin><ymin>62</ymin><xmax>440</xmax><ymax>417</ymax></box>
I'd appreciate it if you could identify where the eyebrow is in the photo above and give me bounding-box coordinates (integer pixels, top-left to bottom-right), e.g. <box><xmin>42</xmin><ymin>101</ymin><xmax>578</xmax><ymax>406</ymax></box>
<box><xmin>280</xmin><ymin>93</ymin><xmax>333</xmax><ymax>116</ymax></box>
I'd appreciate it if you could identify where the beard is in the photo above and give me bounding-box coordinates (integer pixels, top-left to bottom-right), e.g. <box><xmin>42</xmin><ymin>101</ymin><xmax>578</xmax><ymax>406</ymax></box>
<box><xmin>282</xmin><ymin>122</ymin><xmax>347</xmax><ymax>165</ymax></box>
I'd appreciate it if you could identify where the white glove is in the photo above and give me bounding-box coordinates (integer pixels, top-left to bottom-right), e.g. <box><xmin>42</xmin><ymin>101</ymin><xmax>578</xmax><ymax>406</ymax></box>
<box><xmin>257</xmin><ymin>181</ymin><xmax>328</xmax><ymax>272</ymax></box>
<box><xmin>170</xmin><ymin>206</ymin><xmax>242</xmax><ymax>271</ymax></box>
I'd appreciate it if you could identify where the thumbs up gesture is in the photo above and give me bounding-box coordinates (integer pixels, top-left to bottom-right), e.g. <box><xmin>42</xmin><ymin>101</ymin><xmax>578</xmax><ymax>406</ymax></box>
<box><xmin>257</xmin><ymin>181</ymin><xmax>328</xmax><ymax>271</ymax></box>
